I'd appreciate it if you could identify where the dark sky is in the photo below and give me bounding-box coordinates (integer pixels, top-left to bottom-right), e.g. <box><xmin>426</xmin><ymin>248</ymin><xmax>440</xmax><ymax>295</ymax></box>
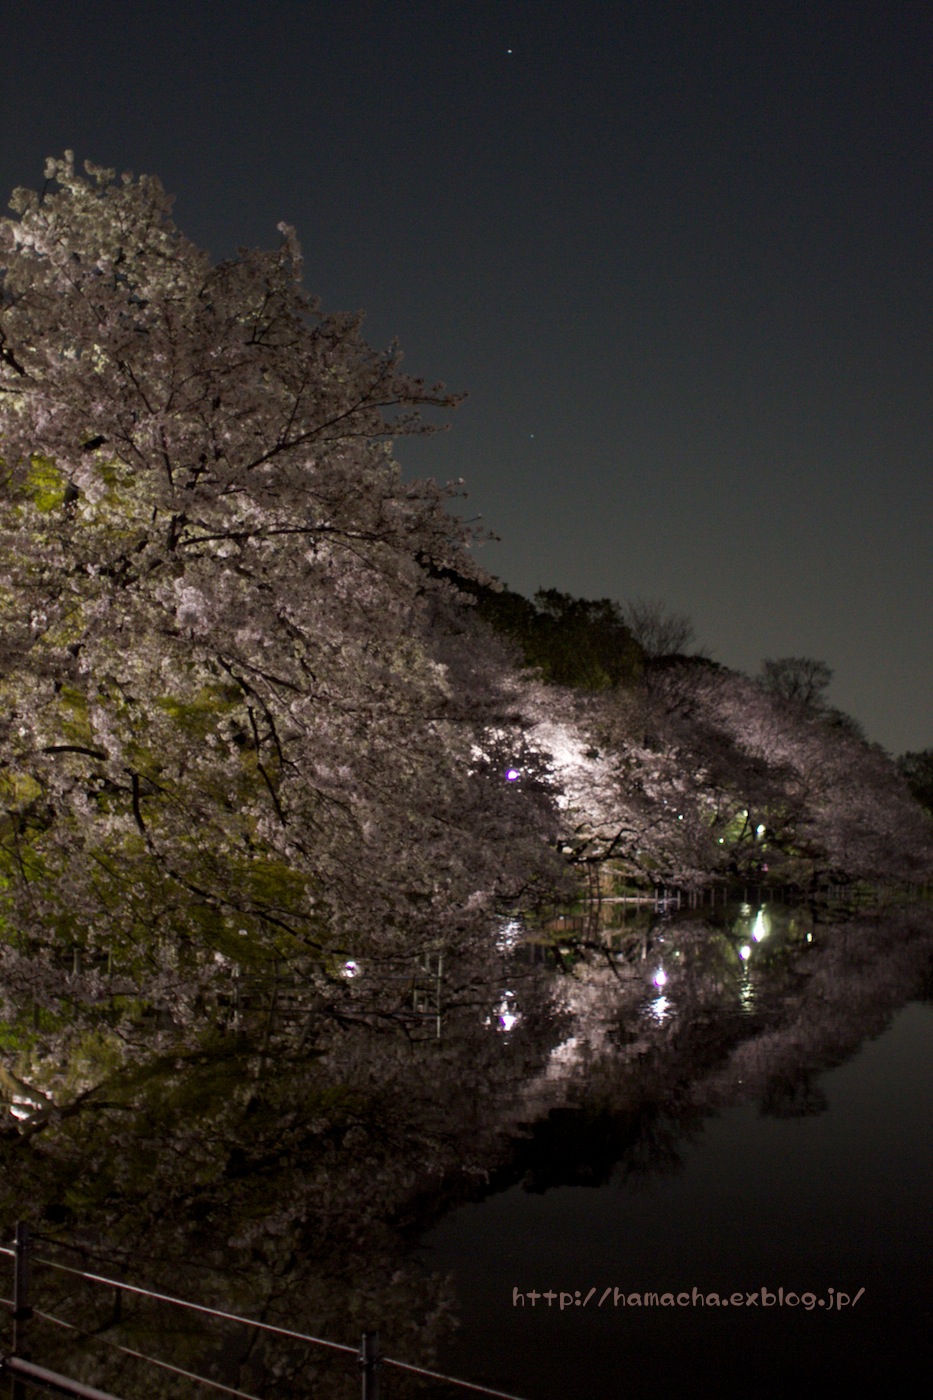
<box><xmin>3</xmin><ymin>0</ymin><xmax>930</xmax><ymax>753</ymax></box>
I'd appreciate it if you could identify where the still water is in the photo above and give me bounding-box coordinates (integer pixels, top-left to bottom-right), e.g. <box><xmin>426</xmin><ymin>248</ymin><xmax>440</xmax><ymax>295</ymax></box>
<box><xmin>420</xmin><ymin>915</ymin><xmax>933</xmax><ymax>1399</ymax></box>
<box><xmin>3</xmin><ymin>901</ymin><xmax>931</xmax><ymax>1397</ymax></box>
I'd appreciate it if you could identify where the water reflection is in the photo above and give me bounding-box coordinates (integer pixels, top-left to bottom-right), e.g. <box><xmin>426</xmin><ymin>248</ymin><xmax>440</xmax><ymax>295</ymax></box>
<box><xmin>647</xmin><ymin>993</ymin><xmax>672</xmax><ymax>1023</ymax></box>
<box><xmin>488</xmin><ymin>989</ymin><xmax>521</xmax><ymax>1032</ymax></box>
<box><xmin>0</xmin><ymin>901</ymin><xmax>931</xmax><ymax>1397</ymax></box>
<box><xmin>495</xmin><ymin>916</ymin><xmax>522</xmax><ymax>952</ymax></box>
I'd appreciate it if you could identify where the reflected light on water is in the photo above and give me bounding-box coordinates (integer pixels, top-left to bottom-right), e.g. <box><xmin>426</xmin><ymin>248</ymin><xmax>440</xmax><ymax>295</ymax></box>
<box><xmin>496</xmin><ymin>917</ymin><xmax>521</xmax><ymax>951</ymax></box>
<box><xmin>488</xmin><ymin>991</ymin><xmax>520</xmax><ymax>1032</ymax></box>
<box><xmin>648</xmin><ymin>994</ymin><xmax>672</xmax><ymax>1023</ymax></box>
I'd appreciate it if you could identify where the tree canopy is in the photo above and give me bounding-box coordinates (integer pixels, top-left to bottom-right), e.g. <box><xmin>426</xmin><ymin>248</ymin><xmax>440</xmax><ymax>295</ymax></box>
<box><xmin>0</xmin><ymin>154</ymin><xmax>562</xmax><ymax>1045</ymax></box>
<box><xmin>759</xmin><ymin>657</ymin><xmax>833</xmax><ymax>707</ymax></box>
<box><xmin>467</xmin><ymin>581</ymin><xmax>643</xmax><ymax>689</ymax></box>
<box><xmin>1</xmin><ymin>155</ymin><xmax>930</xmax><ymax>1109</ymax></box>
<box><xmin>898</xmin><ymin>750</ymin><xmax>933</xmax><ymax>817</ymax></box>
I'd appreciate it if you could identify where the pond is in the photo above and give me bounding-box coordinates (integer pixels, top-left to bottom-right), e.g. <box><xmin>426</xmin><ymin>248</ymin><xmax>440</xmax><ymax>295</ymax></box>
<box><xmin>420</xmin><ymin>993</ymin><xmax>933</xmax><ymax>1398</ymax></box>
<box><xmin>2</xmin><ymin>899</ymin><xmax>931</xmax><ymax>1397</ymax></box>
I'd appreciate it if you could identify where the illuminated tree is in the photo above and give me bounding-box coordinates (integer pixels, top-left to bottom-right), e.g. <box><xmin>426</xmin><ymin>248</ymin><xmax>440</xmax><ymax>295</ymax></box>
<box><xmin>0</xmin><ymin>154</ymin><xmax>562</xmax><ymax>1047</ymax></box>
<box><xmin>522</xmin><ymin>654</ymin><xmax>933</xmax><ymax>890</ymax></box>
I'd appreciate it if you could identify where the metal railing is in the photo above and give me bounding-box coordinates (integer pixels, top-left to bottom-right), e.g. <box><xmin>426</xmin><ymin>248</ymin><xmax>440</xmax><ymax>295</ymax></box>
<box><xmin>1</xmin><ymin>1225</ymin><xmax>528</xmax><ymax>1399</ymax></box>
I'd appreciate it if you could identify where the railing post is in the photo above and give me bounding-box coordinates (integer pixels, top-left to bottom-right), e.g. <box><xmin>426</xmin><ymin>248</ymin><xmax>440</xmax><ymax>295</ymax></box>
<box><xmin>360</xmin><ymin>1330</ymin><xmax>381</xmax><ymax>1399</ymax></box>
<box><xmin>435</xmin><ymin>953</ymin><xmax>443</xmax><ymax>1041</ymax></box>
<box><xmin>11</xmin><ymin>1222</ymin><xmax>32</xmax><ymax>1400</ymax></box>
<box><xmin>12</xmin><ymin>1223</ymin><xmax>31</xmax><ymax>1357</ymax></box>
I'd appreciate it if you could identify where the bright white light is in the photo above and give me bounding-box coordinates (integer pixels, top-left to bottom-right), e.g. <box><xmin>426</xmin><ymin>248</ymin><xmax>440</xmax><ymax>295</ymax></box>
<box><xmin>505</xmin><ymin>768</ymin><xmax>520</xmax><ymax>782</ymax></box>
<box><xmin>739</xmin><ymin>944</ymin><xmax>751</xmax><ymax>960</ymax></box>
<box><xmin>806</xmin><ymin>932</ymin><xmax>813</xmax><ymax>943</ymax></box>
<box><xmin>756</xmin><ymin>824</ymin><xmax>766</xmax><ymax>836</ymax></box>
<box><xmin>342</xmin><ymin>960</ymin><xmax>360</xmax><ymax>978</ymax></box>
<box><xmin>494</xmin><ymin>991</ymin><xmax>520</xmax><ymax>1032</ymax></box>
<box><xmin>752</xmin><ymin>909</ymin><xmax>770</xmax><ymax>942</ymax></box>
<box><xmin>653</xmin><ymin>967</ymin><xmax>667</xmax><ymax>988</ymax></box>
<box><xmin>496</xmin><ymin>917</ymin><xmax>521</xmax><ymax>951</ymax></box>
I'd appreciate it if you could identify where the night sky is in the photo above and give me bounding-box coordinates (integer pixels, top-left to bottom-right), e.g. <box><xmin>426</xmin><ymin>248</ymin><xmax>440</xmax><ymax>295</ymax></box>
<box><xmin>3</xmin><ymin>1</ymin><xmax>930</xmax><ymax>754</ymax></box>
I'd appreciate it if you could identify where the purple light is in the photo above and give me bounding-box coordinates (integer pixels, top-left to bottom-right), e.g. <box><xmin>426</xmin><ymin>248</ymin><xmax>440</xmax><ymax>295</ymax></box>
<box><xmin>505</xmin><ymin>768</ymin><xmax>520</xmax><ymax>782</ymax></box>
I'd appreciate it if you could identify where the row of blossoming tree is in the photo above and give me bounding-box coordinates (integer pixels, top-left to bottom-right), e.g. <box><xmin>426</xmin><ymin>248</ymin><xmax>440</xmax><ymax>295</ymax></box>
<box><xmin>1</xmin><ymin>157</ymin><xmax>931</xmax><ymax>1085</ymax></box>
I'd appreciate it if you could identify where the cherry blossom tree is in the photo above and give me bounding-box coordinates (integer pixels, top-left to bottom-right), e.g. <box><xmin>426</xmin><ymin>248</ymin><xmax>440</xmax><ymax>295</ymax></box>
<box><xmin>518</xmin><ymin>647</ymin><xmax>933</xmax><ymax>893</ymax></box>
<box><xmin>0</xmin><ymin>154</ymin><xmax>563</xmax><ymax>1047</ymax></box>
<box><xmin>645</xmin><ymin>660</ymin><xmax>933</xmax><ymax>884</ymax></box>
